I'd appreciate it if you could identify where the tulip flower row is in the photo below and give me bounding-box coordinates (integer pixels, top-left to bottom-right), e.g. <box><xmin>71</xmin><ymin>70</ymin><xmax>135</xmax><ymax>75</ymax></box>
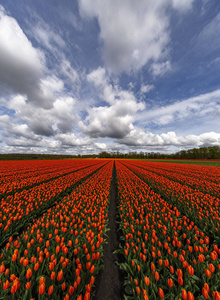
<box><xmin>0</xmin><ymin>160</ymin><xmax>113</xmax><ymax>299</ymax></box>
<box><xmin>0</xmin><ymin>160</ymin><xmax>108</xmax><ymax>247</ymax></box>
<box><xmin>121</xmin><ymin>160</ymin><xmax>220</xmax><ymax>242</ymax></box>
<box><xmin>115</xmin><ymin>160</ymin><xmax>220</xmax><ymax>300</ymax></box>
<box><xmin>125</xmin><ymin>160</ymin><xmax>220</xmax><ymax>198</ymax></box>
<box><xmin>0</xmin><ymin>160</ymin><xmax>104</xmax><ymax>197</ymax></box>
<box><xmin>137</xmin><ymin>160</ymin><xmax>220</xmax><ymax>184</ymax></box>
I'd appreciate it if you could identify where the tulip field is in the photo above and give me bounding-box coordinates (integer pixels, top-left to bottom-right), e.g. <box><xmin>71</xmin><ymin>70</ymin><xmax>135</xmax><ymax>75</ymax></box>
<box><xmin>0</xmin><ymin>159</ymin><xmax>220</xmax><ymax>299</ymax></box>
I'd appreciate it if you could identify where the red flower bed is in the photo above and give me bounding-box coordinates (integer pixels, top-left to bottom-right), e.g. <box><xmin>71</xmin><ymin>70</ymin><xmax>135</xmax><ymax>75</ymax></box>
<box><xmin>121</xmin><ymin>160</ymin><xmax>220</xmax><ymax>241</ymax></box>
<box><xmin>0</xmin><ymin>160</ymin><xmax>107</xmax><ymax>246</ymax></box>
<box><xmin>0</xmin><ymin>160</ymin><xmax>113</xmax><ymax>299</ymax></box>
<box><xmin>115</xmin><ymin>160</ymin><xmax>220</xmax><ymax>299</ymax></box>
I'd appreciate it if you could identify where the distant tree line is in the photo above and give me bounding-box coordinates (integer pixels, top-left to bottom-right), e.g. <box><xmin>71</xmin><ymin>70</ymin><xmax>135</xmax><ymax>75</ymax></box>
<box><xmin>0</xmin><ymin>153</ymin><xmax>77</xmax><ymax>160</ymax></box>
<box><xmin>0</xmin><ymin>146</ymin><xmax>219</xmax><ymax>160</ymax></box>
<box><xmin>97</xmin><ymin>146</ymin><xmax>220</xmax><ymax>160</ymax></box>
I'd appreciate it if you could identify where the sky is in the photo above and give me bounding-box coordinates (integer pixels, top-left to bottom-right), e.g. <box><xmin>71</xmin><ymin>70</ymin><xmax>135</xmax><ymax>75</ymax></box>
<box><xmin>0</xmin><ymin>0</ymin><xmax>220</xmax><ymax>155</ymax></box>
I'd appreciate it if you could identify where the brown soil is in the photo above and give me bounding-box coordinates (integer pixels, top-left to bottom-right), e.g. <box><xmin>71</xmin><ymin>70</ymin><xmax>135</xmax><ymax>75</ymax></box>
<box><xmin>93</xmin><ymin>161</ymin><xmax>124</xmax><ymax>300</ymax></box>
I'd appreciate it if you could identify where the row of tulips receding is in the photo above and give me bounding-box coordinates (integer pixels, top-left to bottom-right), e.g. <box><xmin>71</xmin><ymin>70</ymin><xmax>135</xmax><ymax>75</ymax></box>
<box><xmin>115</xmin><ymin>160</ymin><xmax>220</xmax><ymax>300</ymax></box>
<box><xmin>0</xmin><ymin>160</ymin><xmax>113</xmax><ymax>299</ymax></box>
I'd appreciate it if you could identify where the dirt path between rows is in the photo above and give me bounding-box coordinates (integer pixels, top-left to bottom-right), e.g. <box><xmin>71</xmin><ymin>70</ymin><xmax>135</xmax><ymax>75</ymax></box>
<box><xmin>94</xmin><ymin>161</ymin><xmax>123</xmax><ymax>300</ymax></box>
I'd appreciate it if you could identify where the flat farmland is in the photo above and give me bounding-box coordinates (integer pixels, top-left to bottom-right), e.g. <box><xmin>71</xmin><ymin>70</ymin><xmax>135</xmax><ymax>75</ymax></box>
<box><xmin>0</xmin><ymin>159</ymin><xmax>220</xmax><ymax>299</ymax></box>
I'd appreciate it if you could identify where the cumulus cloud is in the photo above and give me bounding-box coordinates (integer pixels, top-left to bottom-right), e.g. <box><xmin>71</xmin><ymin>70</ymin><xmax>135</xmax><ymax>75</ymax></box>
<box><xmin>95</xmin><ymin>143</ymin><xmax>107</xmax><ymax>150</ymax></box>
<box><xmin>87</xmin><ymin>67</ymin><xmax>107</xmax><ymax>88</ymax></box>
<box><xmin>79</xmin><ymin>0</ymin><xmax>170</xmax><ymax>73</ymax></box>
<box><xmin>0</xmin><ymin>7</ymin><xmax>82</xmax><ymax>150</ymax></box>
<box><xmin>79</xmin><ymin>0</ymin><xmax>195</xmax><ymax>73</ymax></box>
<box><xmin>119</xmin><ymin>128</ymin><xmax>220</xmax><ymax>148</ymax></box>
<box><xmin>0</xmin><ymin>7</ymin><xmax>79</xmax><ymax>109</ymax></box>
<box><xmin>7</xmin><ymin>94</ymin><xmax>77</xmax><ymax>138</ymax></box>
<box><xmin>55</xmin><ymin>133</ymin><xmax>91</xmax><ymax>147</ymax></box>
<box><xmin>80</xmin><ymin>67</ymin><xmax>145</xmax><ymax>138</ymax></box>
<box><xmin>0</xmin><ymin>7</ymin><xmax>47</xmax><ymax>105</ymax></box>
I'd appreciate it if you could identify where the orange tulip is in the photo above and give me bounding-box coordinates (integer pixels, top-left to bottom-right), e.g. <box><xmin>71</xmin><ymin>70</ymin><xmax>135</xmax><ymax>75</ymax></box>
<box><xmin>50</xmin><ymin>271</ymin><xmax>55</xmax><ymax>280</ymax></box>
<box><xmin>90</xmin><ymin>265</ymin><xmax>95</xmax><ymax>274</ymax></box>
<box><xmin>26</xmin><ymin>282</ymin><xmax>31</xmax><ymax>289</ymax></box>
<box><xmin>144</xmin><ymin>276</ymin><xmax>150</xmax><ymax>286</ymax></box>
<box><xmin>202</xmin><ymin>287</ymin><xmax>209</xmax><ymax>299</ymax></box>
<box><xmin>168</xmin><ymin>278</ymin><xmax>173</xmax><ymax>288</ymax></box>
<box><xmin>26</xmin><ymin>268</ymin><xmax>32</xmax><ymax>279</ymax></box>
<box><xmin>155</xmin><ymin>271</ymin><xmax>159</xmax><ymax>281</ymax></box>
<box><xmin>136</xmin><ymin>286</ymin><xmax>141</xmax><ymax>295</ymax></box>
<box><xmin>188</xmin><ymin>291</ymin><xmax>194</xmax><ymax>300</ymax></box>
<box><xmin>182</xmin><ymin>289</ymin><xmax>187</xmax><ymax>300</ymax></box>
<box><xmin>11</xmin><ymin>278</ymin><xmax>20</xmax><ymax>294</ymax></box>
<box><xmin>57</xmin><ymin>269</ymin><xmax>63</xmax><ymax>281</ymax></box>
<box><xmin>209</xmin><ymin>263</ymin><xmax>215</xmax><ymax>273</ymax></box>
<box><xmin>213</xmin><ymin>291</ymin><xmax>220</xmax><ymax>300</ymax></box>
<box><xmin>205</xmin><ymin>269</ymin><xmax>212</xmax><ymax>278</ymax></box>
<box><xmin>203</xmin><ymin>283</ymin><xmax>210</xmax><ymax>293</ymax></box>
<box><xmin>84</xmin><ymin>292</ymin><xmax>91</xmax><ymax>300</ymax></box>
<box><xmin>48</xmin><ymin>285</ymin><xmax>54</xmax><ymax>296</ymax></box>
<box><xmin>34</xmin><ymin>262</ymin><xmax>39</xmax><ymax>271</ymax></box>
<box><xmin>90</xmin><ymin>275</ymin><xmax>95</xmax><ymax>285</ymax></box>
<box><xmin>187</xmin><ymin>265</ymin><xmax>194</xmax><ymax>276</ymax></box>
<box><xmin>64</xmin><ymin>294</ymin><xmax>70</xmax><ymax>300</ymax></box>
<box><xmin>39</xmin><ymin>283</ymin><xmax>45</xmax><ymax>295</ymax></box>
<box><xmin>37</xmin><ymin>275</ymin><xmax>44</xmax><ymax>284</ymax></box>
<box><xmin>158</xmin><ymin>288</ymin><xmax>164</xmax><ymax>298</ymax></box>
<box><xmin>210</xmin><ymin>251</ymin><xmax>218</xmax><ymax>261</ymax></box>
<box><xmin>3</xmin><ymin>280</ymin><xmax>10</xmax><ymax>290</ymax></box>
<box><xmin>178</xmin><ymin>276</ymin><xmax>183</xmax><ymax>286</ymax></box>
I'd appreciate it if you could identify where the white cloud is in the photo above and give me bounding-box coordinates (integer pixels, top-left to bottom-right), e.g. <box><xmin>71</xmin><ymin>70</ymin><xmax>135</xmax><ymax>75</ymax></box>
<box><xmin>0</xmin><ymin>7</ymin><xmax>80</xmax><ymax>111</ymax></box>
<box><xmin>80</xmin><ymin>67</ymin><xmax>145</xmax><ymax>138</ymax></box>
<box><xmin>138</xmin><ymin>89</ymin><xmax>220</xmax><ymax>126</ymax></box>
<box><xmin>79</xmin><ymin>0</ymin><xmax>194</xmax><ymax>73</ymax></box>
<box><xmin>79</xmin><ymin>104</ymin><xmax>136</xmax><ymax>139</ymax></box>
<box><xmin>171</xmin><ymin>0</ymin><xmax>194</xmax><ymax>12</ymax></box>
<box><xmin>79</xmin><ymin>0</ymin><xmax>170</xmax><ymax>73</ymax></box>
<box><xmin>7</xmin><ymin>94</ymin><xmax>77</xmax><ymax>137</ymax></box>
<box><xmin>55</xmin><ymin>133</ymin><xmax>91</xmax><ymax>146</ymax></box>
<box><xmin>87</xmin><ymin>67</ymin><xmax>107</xmax><ymax>87</ymax></box>
<box><xmin>0</xmin><ymin>7</ymin><xmax>82</xmax><ymax>149</ymax></box>
<box><xmin>60</xmin><ymin>59</ymin><xmax>79</xmax><ymax>86</ymax></box>
<box><xmin>150</xmin><ymin>61</ymin><xmax>171</xmax><ymax>77</ymax></box>
<box><xmin>39</xmin><ymin>75</ymin><xmax>64</xmax><ymax>104</ymax></box>
<box><xmin>52</xmin><ymin>97</ymin><xmax>77</xmax><ymax>133</ymax></box>
<box><xmin>32</xmin><ymin>21</ymin><xmax>80</xmax><ymax>88</ymax></box>
<box><xmin>140</xmin><ymin>84</ymin><xmax>155</xmax><ymax>94</ymax></box>
<box><xmin>95</xmin><ymin>142</ymin><xmax>107</xmax><ymax>150</ymax></box>
<box><xmin>0</xmin><ymin>114</ymin><xmax>10</xmax><ymax>125</ymax></box>
<box><xmin>33</xmin><ymin>23</ymin><xmax>66</xmax><ymax>50</ymax></box>
<box><xmin>0</xmin><ymin>7</ymin><xmax>46</xmax><ymax>103</ymax></box>
<box><xmin>119</xmin><ymin>128</ymin><xmax>220</xmax><ymax>147</ymax></box>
